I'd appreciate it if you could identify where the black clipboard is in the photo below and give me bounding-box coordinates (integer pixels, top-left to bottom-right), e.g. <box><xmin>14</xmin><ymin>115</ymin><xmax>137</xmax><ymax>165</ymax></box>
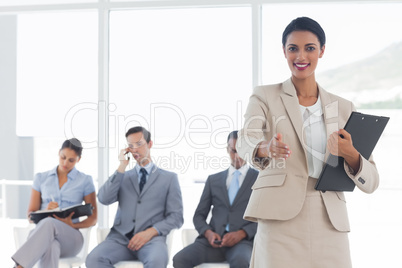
<box><xmin>315</xmin><ymin>112</ymin><xmax>389</xmax><ymax>192</ymax></box>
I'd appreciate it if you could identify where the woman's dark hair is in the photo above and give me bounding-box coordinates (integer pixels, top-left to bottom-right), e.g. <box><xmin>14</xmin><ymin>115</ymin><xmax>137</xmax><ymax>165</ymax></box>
<box><xmin>61</xmin><ymin>138</ymin><xmax>83</xmax><ymax>158</ymax></box>
<box><xmin>282</xmin><ymin>17</ymin><xmax>326</xmax><ymax>48</ymax></box>
<box><xmin>125</xmin><ymin>126</ymin><xmax>151</xmax><ymax>143</ymax></box>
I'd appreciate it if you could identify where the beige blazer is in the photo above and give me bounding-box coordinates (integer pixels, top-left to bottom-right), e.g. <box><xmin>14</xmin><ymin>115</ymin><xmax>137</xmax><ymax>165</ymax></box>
<box><xmin>236</xmin><ymin>79</ymin><xmax>379</xmax><ymax>232</ymax></box>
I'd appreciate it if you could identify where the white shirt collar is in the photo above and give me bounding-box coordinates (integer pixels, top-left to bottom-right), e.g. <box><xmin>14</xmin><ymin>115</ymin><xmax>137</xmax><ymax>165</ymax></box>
<box><xmin>226</xmin><ymin>163</ymin><xmax>250</xmax><ymax>189</ymax></box>
<box><xmin>299</xmin><ymin>95</ymin><xmax>323</xmax><ymax>117</ymax></box>
<box><xmin>228</xmin><ymin>163</ymin><xmax>249</xmax><ymax>176</ymax></box>
<box><xmin>135</xmin><ymin>162</ymin><xmax>154</xmax><ymax>176</ymax></box>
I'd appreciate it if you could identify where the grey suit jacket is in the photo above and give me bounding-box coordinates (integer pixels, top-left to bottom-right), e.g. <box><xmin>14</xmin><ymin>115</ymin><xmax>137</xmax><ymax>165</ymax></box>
<box><xmin>98</xmin><ymin>165</ymin><xmax>183</xmax><ymax>243</ymax></box>
<box><xmin>193</xmin><ymin>167</ymin><xmax>258</xmax><ymax>241</ymax></box>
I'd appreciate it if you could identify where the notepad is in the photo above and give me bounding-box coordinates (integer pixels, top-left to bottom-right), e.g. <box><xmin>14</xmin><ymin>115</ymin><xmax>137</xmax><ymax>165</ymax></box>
<box><xmin>315</xmin><ymin>112</ymin><xmax>389</xmax><ymax>192</ymax></box>
<box><xmin>30</xmin><ymin>203</ymin><xmax>93</xmax><ymax>224</ymax></box>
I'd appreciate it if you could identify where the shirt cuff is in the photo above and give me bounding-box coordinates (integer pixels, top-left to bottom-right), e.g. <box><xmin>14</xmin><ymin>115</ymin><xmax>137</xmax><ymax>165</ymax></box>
<box><xmin>153</xmin><ymin>226</ymin><xmax>161</xmax><ymax>236</ymax></box>
<box><xmin>344</xmin><ymin>154</ymin><xmax>363</xmax><ymax>178</ymax></box>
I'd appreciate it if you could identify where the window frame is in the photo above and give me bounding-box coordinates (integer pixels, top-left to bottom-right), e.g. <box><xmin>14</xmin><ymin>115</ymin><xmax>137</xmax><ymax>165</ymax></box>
<box><xmin>1</xmin><ymin>0</ymin><xmax>400</xmax><ymax>228</ymax></box>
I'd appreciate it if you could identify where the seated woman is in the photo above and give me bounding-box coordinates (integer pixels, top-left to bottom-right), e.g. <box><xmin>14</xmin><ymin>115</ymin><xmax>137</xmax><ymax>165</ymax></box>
<box><xmin>11</xmin><ymin>138</ymin><xmax>97</xmax><ymax>268</ymax></box>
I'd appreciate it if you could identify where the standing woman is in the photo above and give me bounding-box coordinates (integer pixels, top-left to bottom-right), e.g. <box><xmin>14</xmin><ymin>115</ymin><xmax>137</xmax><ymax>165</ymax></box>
<box><xmin>236</xmin><ymin>17</ymin><xmax>379</xmax><ymax>268</ymax></box>
<box><xmin>12</xmin><ymin>138</ymin><xmax>97</xmax><ymax>268</ymax></box>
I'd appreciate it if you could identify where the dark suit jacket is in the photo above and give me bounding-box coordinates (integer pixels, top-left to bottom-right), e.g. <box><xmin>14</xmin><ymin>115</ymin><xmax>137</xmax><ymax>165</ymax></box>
<box><xmin>98</xmin><ymin>165</ymin><xmax>184</xmax><ymax>243</ymax></box>
<box><xmin>193</xmin><ymin>167</ymin><xmax>258</xmax><ymax>241</ymax></box>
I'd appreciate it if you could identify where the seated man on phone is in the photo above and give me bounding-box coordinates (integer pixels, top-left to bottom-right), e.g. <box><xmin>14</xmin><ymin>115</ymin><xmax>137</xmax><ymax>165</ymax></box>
<box><xmin>173</xmin><ymin>131</ymin><xmax>258</xmax><ymax>268</ymax></box>
<box><xmin>86</xmin><ymin>126</ymin><xmax>183</xmax><ymax>268</ymax></box>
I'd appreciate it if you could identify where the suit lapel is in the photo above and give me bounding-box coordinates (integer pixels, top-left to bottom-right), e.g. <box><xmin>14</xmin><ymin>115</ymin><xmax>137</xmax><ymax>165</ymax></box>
<box><xmin>140</xmin><ymin>166</ymin><xmax>160</xmax><ymax>197</ymax></box>
<box><xmin>129</xmin><ymin>169</ymin><xmax>141</xmax><ymax>196</ymax></box>
<box><xmin>219</xmin><ymin>169</ymin><xmax>230</xmax><ymax>207</ymax></box>
<box><xmin>280</xmin><ymin>79</ymin><xmax>306</xmax><ymax>158</ymax></box>
<box><xmin>232</xmin><ymin>168</ymin><xmax>254</xmax><ymax>206</ymax></box>
<box><xmin>318</xmin><ymin>85</ymin><xmax>339</xmax><ymax>162</ymax></box>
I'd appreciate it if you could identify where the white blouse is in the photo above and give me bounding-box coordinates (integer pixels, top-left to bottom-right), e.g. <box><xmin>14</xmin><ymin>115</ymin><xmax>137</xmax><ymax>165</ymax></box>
<box><xmin>299</xmin><ymin>96</ymin><xmax>327</xmax><ymax>179</ymax></box>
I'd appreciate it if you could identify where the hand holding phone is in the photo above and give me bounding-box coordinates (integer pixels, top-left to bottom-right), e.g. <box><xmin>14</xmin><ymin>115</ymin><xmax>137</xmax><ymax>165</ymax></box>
<box><xmin>118</xmin><ymin>149</ymin><xmax>130</xmax><ymax>162</ymax></box>
<box><xmin>124</xmin><ymin>151</ymin><xmax>130</xmax><ymax>160</ymax></box>
<box><xmin>117</xmin><ymin>148</ymin><xmax>131</xmax><ymax>173</ymax></box>
<box><xmin>213</xmin><ymin>240</ymin><xmax>222</xmax><ymax>245</ymax></box>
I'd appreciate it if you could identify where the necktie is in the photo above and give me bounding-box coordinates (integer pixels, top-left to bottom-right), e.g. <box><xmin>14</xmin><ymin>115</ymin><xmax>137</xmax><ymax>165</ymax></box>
<box><xmin>228</xmin><ymin>170</ymin><xmax>240</xmax><ymax>205</ymax></box>
<box><xmin>125</xmin><ymin>168</ymin><xmax>147</xmax><ymax>240</ymax></box>
<box><xmin>139</xmin><ymin>168</ymin><xmax>147</xmax><ymax>193</ymax></box>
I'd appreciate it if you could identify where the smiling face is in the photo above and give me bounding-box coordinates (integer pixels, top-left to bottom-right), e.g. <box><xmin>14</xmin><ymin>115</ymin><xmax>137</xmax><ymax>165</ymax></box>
<box><xmin>283</xmin><ymin>30</ymin><xmax>325</xmax><ymax>81</ymax></box>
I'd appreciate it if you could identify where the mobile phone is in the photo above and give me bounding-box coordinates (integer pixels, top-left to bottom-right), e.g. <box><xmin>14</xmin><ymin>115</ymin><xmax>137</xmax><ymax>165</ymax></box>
<box><xmin>213</xmin><ymin>240</ymin><xmax>222</xmax><ymax>245</ymax></box>
<box><xmin>124</xmin><ymin>151</ymin><xmax>130</xmax><ymax>160</ymax></box>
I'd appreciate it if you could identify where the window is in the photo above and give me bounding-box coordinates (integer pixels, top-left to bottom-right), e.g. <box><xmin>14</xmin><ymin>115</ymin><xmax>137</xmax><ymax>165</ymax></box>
<box><xmin>0</xmin><ymin>0</ymin><xmax>96</xmax><ymax>6</ymax></box>
<box><xmin>109</xmin><ymin>7</ymin><xmax>252</xmax><ymax>182</ymax></box>
<box><xmin>16</xmin><ymin>11</ymin><xmax>98</xmax><ymax>177</ymax></box>
<box><xmin>107</xmin><ymin>6</ymin><xmax>252</xmax><ymax>229</ymax></box>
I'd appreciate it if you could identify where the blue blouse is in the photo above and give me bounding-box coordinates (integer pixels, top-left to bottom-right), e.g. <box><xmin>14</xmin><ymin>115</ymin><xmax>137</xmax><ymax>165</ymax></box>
<box><xmin>32</xmin><ymin>166</ymin><xmax>95</xmax><ymax>210</ymax></box>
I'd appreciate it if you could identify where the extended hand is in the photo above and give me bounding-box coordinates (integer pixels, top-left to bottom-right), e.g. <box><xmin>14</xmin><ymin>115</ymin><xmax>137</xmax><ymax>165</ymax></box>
<box><xmin>257</xmin><ymin>133</ymin><xmax>291</xmax><ymax>160</ymax></box>
<box><xmin>128</xmin><ymin>227</ymin><xmax>158</xmax><ymax>251</ymax></box>
<box><xmin>221</xmin><ymin>230</ymin><xmax>247</xmax><ymax>247</ymax></box>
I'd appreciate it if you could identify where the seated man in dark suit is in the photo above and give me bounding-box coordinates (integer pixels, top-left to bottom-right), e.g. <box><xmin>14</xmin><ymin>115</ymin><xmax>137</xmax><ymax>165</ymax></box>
<box><xmin>173</xmin><ymin>130</ymin><xmax>258</xmax><ymax>268</ymax></box>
